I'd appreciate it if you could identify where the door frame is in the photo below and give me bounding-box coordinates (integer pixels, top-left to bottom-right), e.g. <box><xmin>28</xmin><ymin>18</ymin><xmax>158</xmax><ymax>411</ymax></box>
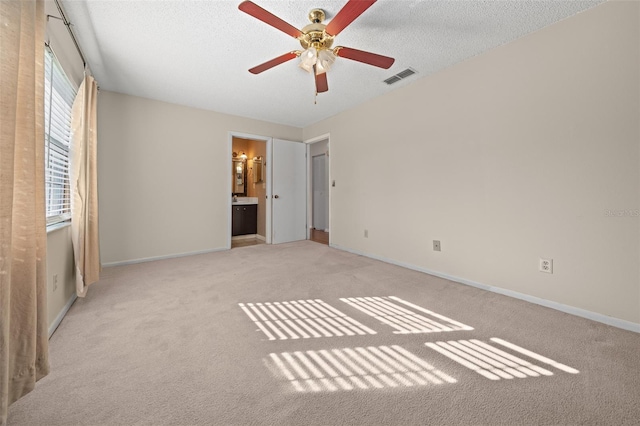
<box><xmin>227</xmin><ymin>131</ymin><xmax>272</xmax><ymax>249</ymax></box>
<box><xmin>305</xmin><ymin>133</ymin><xmax>331</xmax><ymax>243</ymax></box>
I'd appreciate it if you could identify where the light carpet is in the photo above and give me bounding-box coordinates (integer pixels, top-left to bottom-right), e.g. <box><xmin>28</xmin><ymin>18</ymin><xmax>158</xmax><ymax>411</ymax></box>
<box><xmin>8</xmin><ymin>241</ymin><xmax>640</xmax><ymax>425</ymax></box>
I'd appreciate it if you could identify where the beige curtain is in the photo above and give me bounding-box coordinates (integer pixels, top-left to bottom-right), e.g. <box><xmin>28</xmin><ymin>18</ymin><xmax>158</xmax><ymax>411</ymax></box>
<box><xmin>0</xmin><ymin>1</ymin><xmax>50</xmax><ymax>425</ymax></box>
<box><xmin>70</xmin><ymin>74</ymin><xmax>100</xmax><ymax>297</ymax></box>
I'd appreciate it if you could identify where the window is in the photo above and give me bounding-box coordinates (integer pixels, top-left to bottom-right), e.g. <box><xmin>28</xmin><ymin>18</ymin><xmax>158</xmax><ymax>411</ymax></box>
<box><xmin>44</xmin><ymin>46</ymin><xmax>76</xmax><ymax>225</ymax></box>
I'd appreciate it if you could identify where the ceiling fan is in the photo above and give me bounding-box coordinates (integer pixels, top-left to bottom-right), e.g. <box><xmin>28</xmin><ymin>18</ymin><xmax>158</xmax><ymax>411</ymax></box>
<box><xmin>238</xmin><ymin>0</ymin><xmax>395</xmax><ymax>95</ymax></box>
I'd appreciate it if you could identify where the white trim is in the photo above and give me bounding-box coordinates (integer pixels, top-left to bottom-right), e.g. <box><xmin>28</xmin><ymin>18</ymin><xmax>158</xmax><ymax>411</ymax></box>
<box><xmin>101</xmin><ymin>247</ymin><xmax>227</xmax><ymax>268</ymax></box>
<box><xmin>304</xmin><ymin>133</ymin><xmax>331</xmax><ymax>145</ymax></box>
<box><xmin>46</xmin><ymin>220</ymin><xmax>71</xmax><ymax>234</ymax></box>
<box><xmin>330</xmin><ymin>243</ymin><xmax>640</xmax><ymax>334</ymax></box>
<box><xmin>49</xmin><ymin>292</ymin><xmax>77</xmax><ymax>338</ymax></box>
<box><xmin>256</xmin><ymin>234</ymin><xmax>266</xmax><ymax>242</ymax></box>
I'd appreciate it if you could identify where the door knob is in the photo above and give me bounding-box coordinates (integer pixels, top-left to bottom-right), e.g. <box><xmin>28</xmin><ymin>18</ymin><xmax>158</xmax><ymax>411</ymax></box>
<box><xmin>274</xmin><ymin>195</ymin><xmax>279</xmax><ymax>199</ymax></box>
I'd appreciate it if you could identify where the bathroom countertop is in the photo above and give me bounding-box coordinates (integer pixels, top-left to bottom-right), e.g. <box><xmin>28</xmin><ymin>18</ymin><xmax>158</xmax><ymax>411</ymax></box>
<box><xmin>232</xmin><ymin>197</ymin><xmax>258</xmax><ymax>205</ymax></box>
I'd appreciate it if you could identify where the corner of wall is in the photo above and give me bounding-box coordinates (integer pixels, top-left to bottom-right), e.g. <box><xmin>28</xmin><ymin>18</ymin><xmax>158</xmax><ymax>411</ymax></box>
<box><xmin>46</xmin><ymin>224</ymin><xmax>77</xmax><ymax>336</ymax></box>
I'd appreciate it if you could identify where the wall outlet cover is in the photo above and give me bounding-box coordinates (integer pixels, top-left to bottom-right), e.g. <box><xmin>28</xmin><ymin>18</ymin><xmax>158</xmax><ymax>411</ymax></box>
<box><xmin>433</xmin><ymin>240</ymin><xmax>441</xmax><ymax>251</ymax></box>
<box><xmin>539</xmin><ymin>258</ymin><xmax>553</xmax><ymax>274</ymax></box>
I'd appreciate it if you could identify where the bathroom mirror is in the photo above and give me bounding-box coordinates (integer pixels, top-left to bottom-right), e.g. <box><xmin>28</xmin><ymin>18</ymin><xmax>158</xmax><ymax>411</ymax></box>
<box><xmin>232</xmin><ymin>158</ymin><xmax>247</xmax><ymax>196</ymax></box>
<box><xmin>253</xmin><ymin>156</ymin><xmax>264</xmax><ymax>184</ymax></box>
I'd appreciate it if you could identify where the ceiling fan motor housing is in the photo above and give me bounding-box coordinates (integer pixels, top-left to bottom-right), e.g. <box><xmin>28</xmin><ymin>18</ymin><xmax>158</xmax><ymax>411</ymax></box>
<box><xmin>299</xmin><ymin>9</ymin><xmax>334</xmax><ymax>51</ymax></box>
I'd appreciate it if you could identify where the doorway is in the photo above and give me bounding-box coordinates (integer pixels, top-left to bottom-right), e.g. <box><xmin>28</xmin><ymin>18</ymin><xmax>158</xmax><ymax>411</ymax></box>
<box><xmin>307</xmin><ymin>138</ymin><xmax>330</xmax><ymax>245</ymax></box>
<box><xmin>231</xmin><ymin>136</ymin><xmax>267</xmax><ymax>248</ymax></box>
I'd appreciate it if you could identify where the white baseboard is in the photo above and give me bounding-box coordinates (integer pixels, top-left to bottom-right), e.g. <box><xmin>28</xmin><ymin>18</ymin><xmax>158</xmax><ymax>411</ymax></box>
<box><xmin>101</xmin><ymin>247</ymin><xmax>228</xmax><ymax>268</ymax></box>
<box><xmin>330</xmin><ymin>243</ymin><xmax>640</xmax><ymax>334</ymax></box>
<box><xmin>49</xmin><ymin>292</ymin><xmax>77</xmax><ymax>338</ymax></box>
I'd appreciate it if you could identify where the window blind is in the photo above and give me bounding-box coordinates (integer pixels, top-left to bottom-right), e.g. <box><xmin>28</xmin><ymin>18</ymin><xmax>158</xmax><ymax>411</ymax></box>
<box><xmin>44</xmin><ymin>47</ymin><xmax>76</xmax><ymax>225</ymax></box>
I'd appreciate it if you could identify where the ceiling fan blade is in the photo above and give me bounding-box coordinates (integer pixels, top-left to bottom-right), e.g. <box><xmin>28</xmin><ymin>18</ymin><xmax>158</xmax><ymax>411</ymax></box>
<box><xmin>325</xmin><ymin>0</ymin><xmax>376</xmax><ymax>36</ymax></box>
<box><xmin>315</xmin><ymin>70</ymin><xmax>329</xmax><ymax>93</ymax></box>
<box><xmin>239</xmin><ymin>1</ymin><xmax>303</xmax><ymax>39</ymax></box>
<box><xmin>249</xmin><ymin>52</ymin><xmax>298</xmax><ymax>74</ymax></box>
<box><xmin>335</xmin><ymin>46</ymin><xmax>395</xmax><ymax>69</ymax></box>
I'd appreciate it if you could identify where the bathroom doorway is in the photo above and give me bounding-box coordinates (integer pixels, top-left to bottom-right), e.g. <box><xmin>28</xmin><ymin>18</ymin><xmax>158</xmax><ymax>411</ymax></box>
<box><xmin>231</xmin><ymin>136</ymin><xmax>267</xmax><ymax>248</ymax></box>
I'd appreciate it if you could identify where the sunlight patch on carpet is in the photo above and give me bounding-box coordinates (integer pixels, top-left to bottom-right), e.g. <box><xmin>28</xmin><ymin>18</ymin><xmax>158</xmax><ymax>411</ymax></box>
<box><xmin>340</xmin><ymin>296</ymin><xmax>473</xmax><ymax>334</ymax></box>
<box><xmin>239</xmin><ymin>299</ymin><xmax>377</xmax><ymax>340</ymax></box>
<box><xmin>267</xmin><ymin>345</ymin><xmax>457</xmax><ymax>393</ymax></box>
<box><xmin>426</xmin><ymin>338</ymin><xmax>579</xmax><ymax>381</ymax></box>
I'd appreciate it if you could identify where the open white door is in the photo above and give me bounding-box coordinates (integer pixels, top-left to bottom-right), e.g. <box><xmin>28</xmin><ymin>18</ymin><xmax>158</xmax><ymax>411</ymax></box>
<box><xmin>271</xmin><ymin>139</ymin><xmax>306</xmax><ymax>244</ymax></box>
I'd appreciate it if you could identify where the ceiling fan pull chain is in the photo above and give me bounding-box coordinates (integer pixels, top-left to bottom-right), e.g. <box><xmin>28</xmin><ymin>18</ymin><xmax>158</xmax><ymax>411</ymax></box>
<box><xmin>314</xmin><ymin>66</ymin><xmax>318</xmax><ymax>104</ymax></box>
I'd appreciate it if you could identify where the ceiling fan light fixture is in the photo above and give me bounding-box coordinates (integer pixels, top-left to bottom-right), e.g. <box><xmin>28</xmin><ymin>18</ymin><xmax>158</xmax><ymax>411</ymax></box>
<box><xmin>315</xmin><ymin>49</ymin><xmax>336</xmax><ymax>74</ymax></box>
<box><xmin>299</xmin><ymin>47</ymin><xmax>317</xmax><ymax>73</ymax></box>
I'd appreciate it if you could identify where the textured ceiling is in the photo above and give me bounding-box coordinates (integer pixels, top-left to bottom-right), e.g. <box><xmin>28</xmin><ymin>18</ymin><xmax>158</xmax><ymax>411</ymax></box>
<box><xmin>61</xmin><ymin>0</ymin><xmax>604</xmax><ymax>128</ymax></box>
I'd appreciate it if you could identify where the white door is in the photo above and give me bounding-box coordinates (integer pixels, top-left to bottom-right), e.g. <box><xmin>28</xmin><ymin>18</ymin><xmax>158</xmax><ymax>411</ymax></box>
<box><xmin>271</xmin><ymin>139</ymin><xmax>306</xmax><ymax>244</ymax></box>
<box><xmin>312</xmin><ymin>154</ymin><xmax>327</xmax><ymax>231</ymax></box>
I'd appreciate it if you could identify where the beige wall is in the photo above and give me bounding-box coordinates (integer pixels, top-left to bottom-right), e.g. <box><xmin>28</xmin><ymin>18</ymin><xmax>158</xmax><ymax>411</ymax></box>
<box><xmin>98</xmin><ymin>92</ymin><xmax>301</xmax><ymax>264</ymax></box>
<box><xmin>304</xmin><ymin>1</ymin><xmax>640</xmax><ymax>324</ymax></box>
<box><xmin>46</xmin><ymin>226</ymin><xmax>76</xmax><ymax>329</ymax></box>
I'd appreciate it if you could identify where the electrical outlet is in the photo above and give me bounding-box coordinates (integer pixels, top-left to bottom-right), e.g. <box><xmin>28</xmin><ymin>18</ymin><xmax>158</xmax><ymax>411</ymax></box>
<box><xmin>539</xmin><ymin>258</ymin><xmax>553</xmax><ymax>274</ymax></box>
<box><xmin>433</xmin><ymin>240</ymin><xmax>441</xmax><ymax>251</ymax></box>
<box><xmin>364</xmin><ymin>229</ymin><xmax>369</xmax><ymax>238</ymax></box>
<box><xmin>53</xmin><ymin>274</ymin><xmax>58</xmax><ymax>291</ymax></box>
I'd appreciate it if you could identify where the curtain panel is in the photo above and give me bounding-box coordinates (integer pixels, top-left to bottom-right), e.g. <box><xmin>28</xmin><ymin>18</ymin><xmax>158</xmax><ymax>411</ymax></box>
<box><xmin>70</xmin><ymin>75</ymin><xmax>100</xmax><ymax>297</ymax></box>
<box><xmin>0</xmin><ymin>1</ymin><xmax>50</xmax><ymax>424</ymax></box>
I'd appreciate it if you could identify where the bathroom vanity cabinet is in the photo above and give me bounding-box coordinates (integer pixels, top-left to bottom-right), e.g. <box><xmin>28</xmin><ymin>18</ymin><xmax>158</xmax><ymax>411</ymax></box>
<box><xmin>232</xmin><ymin>204</ymin><xmax>257</xmax><ymax>236</ymax></box>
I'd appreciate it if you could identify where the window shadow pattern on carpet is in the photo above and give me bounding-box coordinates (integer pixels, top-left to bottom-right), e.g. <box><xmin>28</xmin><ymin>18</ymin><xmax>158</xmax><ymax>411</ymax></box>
<box><xmin>239</xmin><ymin>296</ymin><xmax>579</xmax><ymax>393</ymax></box>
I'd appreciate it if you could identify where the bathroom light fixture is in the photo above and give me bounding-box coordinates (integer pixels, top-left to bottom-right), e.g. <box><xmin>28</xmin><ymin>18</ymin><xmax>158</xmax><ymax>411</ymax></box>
<box><xmin>239</xmin><ymin>152</ymin><xmax>248</xmax><ymax>159</ymax></box>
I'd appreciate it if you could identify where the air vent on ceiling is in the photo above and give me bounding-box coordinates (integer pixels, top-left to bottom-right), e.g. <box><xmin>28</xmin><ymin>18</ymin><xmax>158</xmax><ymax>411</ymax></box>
<box><xmin>384</xmin><ymin>68</ymin><xmax>417</xmax><ymax>85</ymax></box>
<box><xmin>383</xmin><ymin>76</ymin><xmax>402</xmax><ymax>85</ymax></box>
